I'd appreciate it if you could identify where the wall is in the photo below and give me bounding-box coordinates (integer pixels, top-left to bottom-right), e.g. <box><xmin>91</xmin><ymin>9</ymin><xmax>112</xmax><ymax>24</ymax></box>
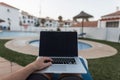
<box><xmin>20</xmin><ymin>26</ymin><xmax>120</xmax><ymax>42</ymax></box>
<box><xmin>84</xmin><ymin>27</ymin><xmax>120</xmax><ymax>42</ymax></box>
<box><xmin>0</xmin><ymin>6</ymin><xmax>20</xmax><ymax>31</ymax></box>
<box><xmin>105</xmin><ymin>28</ymin><xmax>120</xmax><ymax>42</ymax></box>
<box><xmin>83</xmin><ymin>27</ymin><xmax>106</xmax><ymax>40</ymax></box>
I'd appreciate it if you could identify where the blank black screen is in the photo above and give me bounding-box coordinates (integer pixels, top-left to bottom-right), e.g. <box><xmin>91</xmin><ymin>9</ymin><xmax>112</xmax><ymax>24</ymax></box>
<box><xmin>39</xmin><ymin>31</ymin><xmax>78</xmax><ymax>57</ymax></box>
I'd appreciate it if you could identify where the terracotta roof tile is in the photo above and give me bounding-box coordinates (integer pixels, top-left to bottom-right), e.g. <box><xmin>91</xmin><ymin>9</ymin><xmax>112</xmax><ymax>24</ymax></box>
<box><xmin>0</xmin><ymin>2</ymin><xmax>19</xmax><ymax>10</ymax></box>
<box><xmin>102</xmin><ymin>11</ymin><xmax>120</xmax><ymax>17</ymax></box>
<box><xmin>72</xmin><ymin>21</ymin><xmax>98</xmax><ymax>27</ymax></box>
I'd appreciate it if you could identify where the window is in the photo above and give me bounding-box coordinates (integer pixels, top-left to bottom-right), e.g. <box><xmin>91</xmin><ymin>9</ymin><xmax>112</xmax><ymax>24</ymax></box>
<box><xmin>65</xmin><ymin>22</ymin><xmax>67</xmax><ymax>25</ymax></box>
<box><xmin>31</xmin><ymin>21</ymin><xmax>33</xmax><ymax>23</ymax></box>
<box><xmin>23</xmin><ymin>20</ymin><xmax>26</xmax><ymax>23</ymax></box>
<box><xmin>50</xmin><ymin>24</ymin><xmax>52</xmax><ymax>27</ymax></box>
<box><xmin>46</xmin><ymin>24</ymin><xmax>48</xmax><ymax>26</ymax></box>
<box><xmin>7</xmin><ymin>9</ymin><xmax>10</xmax><ymax>12</ymax></box>
<box><xmin>106</xmin><ymin>21</ymin><xmax>119</xmax><ymax>27</ymax></box>
<box><xmin>8</xmin><ymin>18</ymin><xmax>10</xmax><ymax>21</ymax></box>
<box><xmin>28</xmin><ymin>16</ymin><xmax>30</xmax><ymax>19</ymax></box>
<box><xmin>23</xmin><ymin>16</ymin><xmax>26</xmax><ymax>19</ymax></box>
<box><xmin>28</xmin><ymin>20</ymin><xmax>30</xmax><ymax>23</ymax></box>
<box><xmin>49</xmin><ymin>20</ymin><xmax>52</xmax><ymax>23</ymax></box>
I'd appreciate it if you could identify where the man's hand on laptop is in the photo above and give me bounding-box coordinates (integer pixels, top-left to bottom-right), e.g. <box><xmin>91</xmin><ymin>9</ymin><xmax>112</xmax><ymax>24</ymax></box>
<box><xmin>30</xmin><ymin>57</ymin><xmax>53</xmax><ymax>71</ymax></box>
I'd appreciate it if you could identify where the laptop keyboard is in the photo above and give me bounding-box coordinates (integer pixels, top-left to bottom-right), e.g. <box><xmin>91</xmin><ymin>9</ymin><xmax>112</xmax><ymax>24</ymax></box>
<box><xmin>51</xmin><ymin>58</ymin><xmax>76</xmax><ymax>64</ymax></box>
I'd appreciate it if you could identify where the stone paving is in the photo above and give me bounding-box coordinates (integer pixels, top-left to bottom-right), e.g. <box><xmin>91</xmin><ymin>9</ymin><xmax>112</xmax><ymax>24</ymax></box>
<box><xmin>5</xmin><ymin>37</ymin><xmax>117</xmax><ymax>59</ymax></box>
<box><xmin>0</xmin><ymin>37</ymin><xmax>118</xmax><ymax>78</ymax></box>
<box><xmin>0</xmin><ymin>57</ymin><xmax>23</xmax><ymax>78</ymax></box>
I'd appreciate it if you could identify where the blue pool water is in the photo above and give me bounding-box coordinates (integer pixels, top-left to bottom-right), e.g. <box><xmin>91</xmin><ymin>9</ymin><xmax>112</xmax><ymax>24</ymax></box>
<box><xmin>29</xmin><ymin>40</ymin><xmax>92</xmax><ymax>50</ymax></box>
<box><xmin>0</xmin><ymin>31</ymin><xmax>39</xmax><ymax>37</ymax></box>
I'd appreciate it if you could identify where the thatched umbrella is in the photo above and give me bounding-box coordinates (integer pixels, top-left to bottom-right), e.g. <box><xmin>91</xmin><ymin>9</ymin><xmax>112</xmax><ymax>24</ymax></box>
<box><xmin>73</xmin><ymin>11</ymin><xmax>93</xmax><ymax>37</ymax></box>
<box><xmin>0</xmin><ymin>18</ymin><xmax>5</xmax><ymax>23</ymax></box>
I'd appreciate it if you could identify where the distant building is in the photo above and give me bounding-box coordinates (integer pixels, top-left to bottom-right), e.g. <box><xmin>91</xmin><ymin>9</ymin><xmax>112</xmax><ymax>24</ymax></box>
<box><xmin>41</xmin><ymin>17</ymin><xmax>72</xmax><ymax>27</ymax></box>
<box><xmin>62</xmin><ymin>19</ymin><xmax>72</xmax><ymax>27</ymax></box>
<box><xmin>19</xmin><ymin>11</ymin><xmax>39</xmax><ymax>30</ymax></box>
<box><xmin>0</xmin><ymin>2</ymin><xmax>20</xmax><ymax>31</ymax></box>
<box><xmin>43</xmin><ymin>17</ymin><xmax>58</xmax><ymax>27</ymax></box>
<box><xmin>98</xmin><ymin>10</ymin><xmax>120</xmax><ymax>28</ymax></box>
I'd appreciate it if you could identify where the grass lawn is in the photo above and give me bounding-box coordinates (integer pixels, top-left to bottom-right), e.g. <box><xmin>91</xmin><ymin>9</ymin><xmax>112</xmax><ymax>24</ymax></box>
<box><xmin>0</xmin><ymin>39</ymin><xmax>120</xmax><ymax>80</ymax></box>
<box><xmin>0</xmin><ymin>40</ymin><xmax>36</xmax><ymax>66</ymax></box>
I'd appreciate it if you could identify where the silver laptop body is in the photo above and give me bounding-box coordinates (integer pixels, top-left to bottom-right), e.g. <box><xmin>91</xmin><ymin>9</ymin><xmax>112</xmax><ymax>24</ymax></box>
<box><xmin>38</xmin><ymin>31</ymin><xmax>87</xmax><ymax>73</ymax></box>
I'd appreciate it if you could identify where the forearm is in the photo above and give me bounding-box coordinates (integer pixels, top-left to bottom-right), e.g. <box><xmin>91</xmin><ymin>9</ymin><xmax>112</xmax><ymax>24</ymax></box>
<box><xmin>2</xmin><ymin>63</ymin><xmax>36</xmax><ymax>80</ymax></box>
<box><xmin>1</xmin><ymin>57</ymin><xmax>52</xmax><ymax>80</ymax></box>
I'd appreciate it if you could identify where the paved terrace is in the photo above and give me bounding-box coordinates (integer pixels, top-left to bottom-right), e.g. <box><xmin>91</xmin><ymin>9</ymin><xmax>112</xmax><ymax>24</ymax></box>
<box><xmin>5</xmin><ymin>37</ymin><xmax>117</xmax><ymax>59</ymax></box>
<box><xmin>0</xmin><ymin>37</ymin><xmax>117</xmax><ymax>78</ymax></box>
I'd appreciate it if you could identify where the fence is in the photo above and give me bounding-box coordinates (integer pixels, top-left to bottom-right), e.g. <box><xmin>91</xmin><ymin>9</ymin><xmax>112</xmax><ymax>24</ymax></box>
<box><xmin>19</xmin><ymin>26</ymin><xmax>120</xmax><ymax>43</ymax></box>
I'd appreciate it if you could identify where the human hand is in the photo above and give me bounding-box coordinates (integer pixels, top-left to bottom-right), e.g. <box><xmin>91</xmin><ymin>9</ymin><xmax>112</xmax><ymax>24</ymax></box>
<box><xmin>30</xmin><ymin>57</ymin><xmax>52</xmax><ymax>71</ymax></box>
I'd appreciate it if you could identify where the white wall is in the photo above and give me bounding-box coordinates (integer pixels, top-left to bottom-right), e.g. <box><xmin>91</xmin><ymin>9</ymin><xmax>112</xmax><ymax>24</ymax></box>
<box><xmin>20</xmin><ymin>26</ymin><xmax>120</xmax><ymax>42</ymax></box>
<box><xmin>84</xmin><ymin>27</ymin><xmax>120</xmax><ymax>42</ymax></box>
<box><xmin>16</xmin><ymin>26</ymin><xmax>120</xmax><ymax>42</ymax></box>
<box><xmin>106</xmin><ymin>28</ymin><xmax>120</xmax><ymax>42</ymax></box>
<box><xmin>0</xmin><ymin>5</ymin><xmax>20</xmax><ymax>31</ymax></box>
<box><xmin>83</xmin><ymin>27</ymin><xmax>106</xmax><ymax>40</ymax></box>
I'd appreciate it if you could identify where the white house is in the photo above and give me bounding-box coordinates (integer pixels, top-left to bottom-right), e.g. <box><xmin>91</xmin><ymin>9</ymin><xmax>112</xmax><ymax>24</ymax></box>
<box><xmin>98</xmin><ymin>10</ymin><xmax>120</xmax><ymax>28</ymax></box>
<box><xmin>63</xmin><ymin>19</ymin><xmax>72</xmax><ymax>27</ymax></box>
<box><xmin>0</xmin><ymin>2</ymin><xmax>20</xmax><ymax>31</ymax></box>
<box><xmin>41</xmin><ymin>17</ymin><xmax>72</xmax><ymax>28</ymax></box>
<box><xmin>43</xmin><ymin>17</ymin><xmax>58</xmax><ymax>27</ymax></box>
<box><xmin>19</xmin><ymin>11</ymin><xmax>40</xmax><ymax>31</ymax></box>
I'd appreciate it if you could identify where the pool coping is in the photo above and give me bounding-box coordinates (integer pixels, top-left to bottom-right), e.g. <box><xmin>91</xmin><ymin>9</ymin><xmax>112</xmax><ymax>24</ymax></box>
<box><xmin>0</xmin><ymin>31</ymin><xmax>39</xmax><ymax>39</ymax></box>
<box><xmin>4</xmin><ymin>37</ymin><xmax>117</xmax><ymax>59</ymax></box>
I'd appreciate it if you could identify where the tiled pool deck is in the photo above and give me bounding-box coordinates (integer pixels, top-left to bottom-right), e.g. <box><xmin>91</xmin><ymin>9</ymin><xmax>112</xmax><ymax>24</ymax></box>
<box><xmin>0</xmin><ymin>37</ymin><xmax>118</xmax><ymax>78</ymax></box>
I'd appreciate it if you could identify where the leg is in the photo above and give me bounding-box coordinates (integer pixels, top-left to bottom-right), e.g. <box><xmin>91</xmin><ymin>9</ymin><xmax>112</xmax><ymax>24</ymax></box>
<box><xmin>58</xmin><ymin>74</ymin><xmax>83</xmax><ymax>80</ymax></box>
<box><xmin>26</xmin><ymin>73</ymin><xmax>52</xmax><ymax>80</ymax></box>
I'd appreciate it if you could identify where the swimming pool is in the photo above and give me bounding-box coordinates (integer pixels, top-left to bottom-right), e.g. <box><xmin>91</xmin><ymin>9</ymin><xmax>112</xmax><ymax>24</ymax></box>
<box><xmin>0</xmin><ymin>31</ymin><xmax>39</xmax><ymax>38</ymax></box>
<box><xmin>29</xmin><ymin>40</ymin><xmax>92</xmax><ymax>50</ymax></box>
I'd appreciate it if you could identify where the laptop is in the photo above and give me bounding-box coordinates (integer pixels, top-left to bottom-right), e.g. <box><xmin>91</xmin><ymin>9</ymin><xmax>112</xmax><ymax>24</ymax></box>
<box><xmin>38</xmin><ymin>31</ymin><xmax>87</xmax><ymax>73</ymax></box>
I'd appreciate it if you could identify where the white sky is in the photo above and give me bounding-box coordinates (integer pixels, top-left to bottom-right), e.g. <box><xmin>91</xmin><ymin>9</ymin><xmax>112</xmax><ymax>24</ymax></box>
<box><xmin>0</xmin><ymin>0</ymin><xmax>120</xmax><ymax>20</ymax></box>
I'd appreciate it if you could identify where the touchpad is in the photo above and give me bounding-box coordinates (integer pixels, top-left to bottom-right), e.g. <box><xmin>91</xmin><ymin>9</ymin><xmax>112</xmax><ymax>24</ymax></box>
<box><xmin>50</xmin><ymin>65</ymin><xmax>66</xmax><ymax>71</ymax></box>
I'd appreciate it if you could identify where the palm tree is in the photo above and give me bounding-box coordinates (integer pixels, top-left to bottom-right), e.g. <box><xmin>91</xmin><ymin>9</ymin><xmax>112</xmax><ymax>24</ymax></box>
<box><xmin>34</xmin><ymin>19</ymin><xmax>40</xmax><ymax>27</ymax></box>
<box><xmin>58</xmin><ymin>16</ymin><xmax>63</xmax><ymax>27</ymax></box>
<box><xmin>41</xmin><ymin>18</ymin><xmax>46</xmax><ymax>27</ymax></box>
<box><xmin>58</xmin><ymin>16</ymin><xmax>63</xmax><ymax>22</ymax></box>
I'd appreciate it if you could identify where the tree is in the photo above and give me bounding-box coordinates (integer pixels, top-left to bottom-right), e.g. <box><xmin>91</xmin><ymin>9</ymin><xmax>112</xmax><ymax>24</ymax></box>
<box><xmin>57</xmin><ymin>27</ymin><xmax>61</xmax><ymax>31</ymax></box>
<box><xmin>58</xmin><ymin>16</ymin><xmax>63</xmax><ymax>22</ymax></box>
<box><xmin>41</xmin><ymin>18</ymin><xmax>46</xmax><ymax>27</ymax></box>
<box><xmin>34</xmin><ymin>20</ymin><xmax>40</xmax><ymax>27</ymax></box>
<box><xmin>58</xmin><ymin>16</ymin><xmax>63</xmax><ymax>27</ymax></box>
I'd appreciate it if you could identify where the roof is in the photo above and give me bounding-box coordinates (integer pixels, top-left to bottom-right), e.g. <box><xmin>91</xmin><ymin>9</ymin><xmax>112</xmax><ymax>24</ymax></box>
<box><xmin>72</xmin><ymin>21</ymin><xmax>98</xmax><ymax>27</ymax></box>
<box><xmin>102</xmin><ymin>11</ymin><xmax>120</xmax><ymax>17</ymax></box>
<box><xmin>73</xmin><ymin>11</ymin><xmax>93</xmax><ymax>18</ymax></box>
<box><xmin>0</xmin><ymin>2</ymin><xmax>19</xmax><ymax>10</ymax></box>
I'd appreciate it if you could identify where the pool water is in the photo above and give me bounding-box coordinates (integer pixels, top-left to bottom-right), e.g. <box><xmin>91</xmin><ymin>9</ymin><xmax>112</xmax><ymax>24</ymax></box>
<box><xmin>0</xmin><ymin>31</ymin><xmax>39</xmax><ymax>38</ymax></box>
<box><xmin>30</xmin><ymin>40</ymin><xmax>92</xmax><ymax>50</ymax></box>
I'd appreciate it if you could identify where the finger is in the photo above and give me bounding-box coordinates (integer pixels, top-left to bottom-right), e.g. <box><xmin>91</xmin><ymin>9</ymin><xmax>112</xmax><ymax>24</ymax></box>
<box><xmin>43</xmin><ymin>57</ymin><xmax>53</xmax><ymax>62</ymax></box>
<box><xmin>44</xmin><ymin>62</ymin><xmax>52</xmax><ymax>67</ymax></box>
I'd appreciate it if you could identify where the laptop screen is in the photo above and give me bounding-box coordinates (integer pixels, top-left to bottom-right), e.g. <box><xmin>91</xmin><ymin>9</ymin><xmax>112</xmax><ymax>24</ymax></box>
<box><xmin>39</xmin><ymin>31</ymin><xmax>78</xmax><ymax>57</ymax></box>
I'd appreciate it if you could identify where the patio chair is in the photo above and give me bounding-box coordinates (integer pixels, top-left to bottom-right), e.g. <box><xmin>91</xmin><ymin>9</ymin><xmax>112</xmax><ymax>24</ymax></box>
<box><xmin>78</xmin><ymin>33</ymin><xmax>86</xmax><ymax>38</ymax></box>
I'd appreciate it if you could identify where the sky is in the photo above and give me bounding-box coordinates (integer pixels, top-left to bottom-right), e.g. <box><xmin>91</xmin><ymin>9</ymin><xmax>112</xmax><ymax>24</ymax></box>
<box><xmin>0</xmin><ymin>0</ymin><xmax>120</xmax><ymax>20</ymax></box>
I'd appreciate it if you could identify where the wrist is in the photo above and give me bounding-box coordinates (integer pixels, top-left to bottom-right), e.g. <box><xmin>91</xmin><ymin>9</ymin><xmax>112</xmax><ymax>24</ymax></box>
<box><xmin>28</xmin><ymin>62</ymin><xmax>38</xmax><ymax>72</ymax></box>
